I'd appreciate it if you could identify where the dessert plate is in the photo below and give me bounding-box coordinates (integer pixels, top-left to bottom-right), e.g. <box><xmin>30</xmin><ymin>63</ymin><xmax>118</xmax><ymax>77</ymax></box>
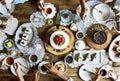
<box><xmin>60</xmin><ymin>10</ymin><xmax>74</xmax><ymax>26</ymax></box>
<box><xmin>10</xmin><ymin>58</ymin><xmax>30</xmax><ymax>76</ymax></box>
<box><xmin>30</xmin><ymin>12</ymin><xmax>46</xmax><ymax>28</ymax></box>
<box><xmin>15</xmin><ymin>23</ymin><xmax>37</xmax><ymax>51</ymax></box>
<box><xmin>92</xmin><ymin>3</ymin><xmax>111</xmax><ymax>22</ymax></box>
<box><xmin>109</xmin><ymin>35</ymin><xmax>120</xmax><ymax>62</ymax></box>
<box><xmin>42</xmin><ymin>3</ymin><xmax>56</xmax><ymax>19</ymax></box>
<box><xmin>50</xmin><ymin>31</ymin><xmax>69</xmax><ymax>49</ymax></box>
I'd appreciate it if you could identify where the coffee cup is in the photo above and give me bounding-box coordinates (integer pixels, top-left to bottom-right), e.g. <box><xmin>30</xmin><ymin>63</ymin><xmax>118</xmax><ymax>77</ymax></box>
<box><xmin>29</xmin><ymin>54</ymin><xmax>38</xmax><ymax>63</ymax></box>
<box><xmin>4</xmin><ymin>56</ymin><xmax>14</xmax><ymax>66</ymax></box>
<box><xmin>44</xmin><ymin>7</ymin><xmax>52</xmax><ymax>15</ymax></box>
<box><xmin>64</xmin><ymin>55</ymin><xmax>73</xmax><ymax>64</ymax></box>
<box><xmin>17</xmin><ymin>52</ymin><xmax>24</xmax><ymax>57</ymax></box>
<box><xmin>76</xmin><ymin>31</ymin><xmax>85</xmax><ymax>39</ymax></box>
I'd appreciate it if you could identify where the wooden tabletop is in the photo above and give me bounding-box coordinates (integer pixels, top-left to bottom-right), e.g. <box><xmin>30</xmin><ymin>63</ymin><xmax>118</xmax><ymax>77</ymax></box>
<box><xmin>0</xmin><ymin>0</ymin><xmax>120</xmax><ymax>81</ymax></box>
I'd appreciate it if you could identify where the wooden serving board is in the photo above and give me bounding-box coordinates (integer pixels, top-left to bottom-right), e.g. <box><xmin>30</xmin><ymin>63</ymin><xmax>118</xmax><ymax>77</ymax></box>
<box><xmin>44</xmin><ymin>26</ymin><xmax>75</xmax><ymax>55</ymax></box>
<box><xmin>85</xmin><ymin>24</ymin><xmax>112</xmax><ymax>50</ymax></box>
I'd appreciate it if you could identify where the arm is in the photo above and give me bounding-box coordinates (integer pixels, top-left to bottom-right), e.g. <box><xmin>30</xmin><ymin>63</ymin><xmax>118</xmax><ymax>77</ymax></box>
<box><xmin>80</xmin><ymin>0</ymin><xmax>88</xmax><ymax>20</ymax></box>
<box><xmin>101</xmin><ymin>0</ymin><xmax>114</xmax><ymax>3</ymax></box>
<box><xmin>14</xmin><ymin>63</ymin><xmax>25</xmax><ymax>81</ymax></box>
<box><xmin>44</xmin><ymin>63</ymin><xmax>70</xmax><ymax>81</ymax></box>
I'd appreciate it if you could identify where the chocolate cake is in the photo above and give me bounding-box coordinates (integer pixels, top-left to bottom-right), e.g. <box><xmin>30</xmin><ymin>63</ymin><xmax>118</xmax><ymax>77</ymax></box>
<box><xmin>92</xmin><ymin>31</ymin><xmax>107</xmax><ymax>44</ymax></box>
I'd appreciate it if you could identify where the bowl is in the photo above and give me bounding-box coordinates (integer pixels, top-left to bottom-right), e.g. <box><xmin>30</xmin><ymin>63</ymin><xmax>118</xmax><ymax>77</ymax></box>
<box><xmin>4</xmin><ymin>39</ymin><xmax>14</xmax><ymax>50</ymax></box>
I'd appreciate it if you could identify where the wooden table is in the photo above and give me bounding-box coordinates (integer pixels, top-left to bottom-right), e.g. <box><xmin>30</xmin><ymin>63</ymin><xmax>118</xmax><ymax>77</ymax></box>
<box><xmin>0</xmin><ymin>0</ymin><xmax>120</xmax><ymax>81</ymax></box>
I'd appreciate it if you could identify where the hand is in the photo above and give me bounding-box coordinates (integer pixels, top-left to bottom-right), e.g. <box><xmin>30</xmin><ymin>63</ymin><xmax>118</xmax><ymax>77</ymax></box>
<box><xmin>101</xmin><ymin>0</ymin><xmax>113</xmax><ymax>3</ymax></box>
<box><xmin>0</xmin><ymin>0</ymin><xmax>13</xmax><ymax>5</ymax></box>
<box><xmin>43</xmin><ymin>63</ymin><xmax>59</xmax><ymax>75</ymax></box>
<box><xmin>37</xmin><ymin>0</ymin><xmax>45</xmax><ymax>9</ymax></box>
<box><xmin>33</xmin><ymin>70</ymin><xmax>40</xmax><ymax>81</ymax></box>
<box><xmin>13</xmin><ymin>62</ymin><xmax>22</xmax><ymax>76</ymax></box>
<box><xmin>81</xmin><ymin>7</ymin><xmax>88</xmax><ymax>20</ymax></box>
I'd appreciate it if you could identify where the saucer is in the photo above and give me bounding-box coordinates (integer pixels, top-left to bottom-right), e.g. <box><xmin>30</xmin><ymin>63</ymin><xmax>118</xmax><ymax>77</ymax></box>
<box><xmin>42</xmin><ymin>3</ymin><xmax>57</xmax><ymax>19</ymax></box>
<box><xmin>75</xmin><ymin>40</ymin><xmax>85</xmax><ymax>50</ymax></box>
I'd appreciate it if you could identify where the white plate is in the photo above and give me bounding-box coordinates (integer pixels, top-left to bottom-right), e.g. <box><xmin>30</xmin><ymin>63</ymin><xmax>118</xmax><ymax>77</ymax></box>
<box><xmin>92</xmin><ymin>3</ymin><xmax>111</xmax><ymax>22</ymax></box>
<box><xmin>75</xmin><ymin>40</ymin><xmax>85</xmax><ymax>50</ymax></box>
<box><xmin>38</xmin><ymin>61</ymin><xmax>49</xmax><ymax>74</ymax></box>
<box><xmin>15</xmin><ymin>23</ymin><xmax>37</xmax><ymax>51</ymax></box>
<box><xmin>79</xmin><ymin>64</ymin><xmax>99</xmax><ymax>81</ymax></box>
<box><xmin>0</xmin><ymin>30</ymin><xmax>7</xmax><ymax>50</ymax></box>
<box><xmin>0</xmin><ymin>15</ymin><xmax>18</xmax><ymax>35</ymax></box>
<box><xmin>0</xmin><ymin>53</ymin><xmax>7</xmax><ymax>61</ymax></box>
<box><xmin>10</xmin><ymin>58</ymin><xmax>30</xmax><ymax>76</ymax></box>
<box><xmin>30</xmin><ymin>12</ymin><xmax>46</xmax><ymax>28</ymax></box>
<box><xmin>60</xmin><ymin>10</ymin><xmax>74</xmax><ymax>26</ymax></box>
<box><xmin>42</xmin><ymin>3</ymin><xmax>57</xmax><ymax>19</ymax></box>
<box><xmin>54</xmin><ymin>61</ymin><xmax>68</xmax><ymax>74</ymax></box>
<box><xmin>50</xmin><ymin>31</ymin><xmax>69</xmax><ymax>49</ymax></box>
<box><xmin>109</xmin><ymin>35</ymin><xmax>120</xmax><ymax>62</ymax></box>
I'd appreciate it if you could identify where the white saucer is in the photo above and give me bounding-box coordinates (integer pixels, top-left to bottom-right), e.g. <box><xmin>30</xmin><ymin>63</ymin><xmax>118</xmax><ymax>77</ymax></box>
<box><xmin>10</xmin><ymin>58</ymin><xmax>30</xmax><ymax>76</ymax></box>
<box><xmin>42</xmin><ymin>3</ymin><xmax>57</xmax><ymax>19</ymax></box>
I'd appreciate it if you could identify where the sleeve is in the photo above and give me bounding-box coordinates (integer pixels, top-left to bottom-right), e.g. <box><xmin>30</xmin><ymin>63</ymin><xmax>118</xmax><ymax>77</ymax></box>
<box><xmin>12</xmin><ymin>0</ymin><xmax>28</xmax><ymax>4</ymax></box>
<box><xmin>67</xmin><ymin>77</ymin><xmax>74</xmax><ymax>81</ymax></box>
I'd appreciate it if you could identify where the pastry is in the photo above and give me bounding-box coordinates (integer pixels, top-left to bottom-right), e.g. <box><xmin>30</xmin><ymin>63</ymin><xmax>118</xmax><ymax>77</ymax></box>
<box><xmin>24</xmin><ymin>28</ymin><xmax>32</xmax><ymax>34</ymax></box>
<box><xmin>55</xmin><ymin>64</ymin><xmax>65</xmax><ymax>72</ymax></box>
<box><xmin>22</xmin><ymin>33</ymin><xmax>29</xmax><ymax>40</ymax></box>
<box><xmin>20</xmin><ymin>40</ymin><xmax>28</xmax><ymax>47</ymax></box>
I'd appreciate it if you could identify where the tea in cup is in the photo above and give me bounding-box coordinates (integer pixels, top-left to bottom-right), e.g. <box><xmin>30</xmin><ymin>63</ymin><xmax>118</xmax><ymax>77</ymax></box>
<box><xmin>44</xmin><ymin>7</ymin><xmax>52</xmax><ymax>15</ymax></box>
<box><xmin>4</xmin><ymin>56</ymin><xmax>14</xmax><ymax>66</ymax></box>
<box><xmin>64</xmin><ymin>56</ymin><xmax>73</xmax><ymax>64</ymax></box>
<box><xmin>70</xmin><ymin>23</ymin><xmax>78</xmax><ymax>32</ymax></box>
<box><xmin>76</xmin><ymin>31</ymin><xmax>84</xmax><ymax>39</ymax></box>
<box><xmin>17</xmin><ymin>52</ymin><xmax>24</xmax><ymax>57</ymax></box>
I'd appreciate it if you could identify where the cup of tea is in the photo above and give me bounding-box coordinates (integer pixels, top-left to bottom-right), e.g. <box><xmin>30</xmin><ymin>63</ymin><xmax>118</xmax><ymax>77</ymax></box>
<box><xmin>17</xmin><ymin>52</ymin><xmax>24</xmax><ymax>57</ymax></box>
<box><xmin>99</xmin><ymin>69</ymin><xmax>107</xmax><ymax>77</ymax></box>
<box><xmin>4</xmin><ymin>56</ymin><xmax>14</xmax><ymax>66</ymax></box>
<box><xmin>29</xmin><ymin>54</ymin><xmax>38</xmax><ymax>63</ymax></box>
<box><xmin>44</xmin><ymin>7</ymin><xmax>52</xmax><ymax>15</ymax></box>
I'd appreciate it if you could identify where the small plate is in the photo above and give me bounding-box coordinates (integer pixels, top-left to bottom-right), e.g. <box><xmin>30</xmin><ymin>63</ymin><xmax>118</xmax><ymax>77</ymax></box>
<box><xmin>75</xmin><ymin>40</ymin><xmax>85</xmax><ymax>50</ymax></box>
<box><xmin>50</xmin><ymin>31</ymin><xmax>69</xmax><ymax>49</ymax></box>
<box><xmin>60</xmin><ymin>10</ymin><xmax>74</xmax><ymax>26</ymax></box>
<box><xmin>10</xmin><ymin>58</ymin><xmax>30</xmax><ymax>76</ymax></box>
<box><xmin>109</xmin><ymin>35</ymin><xmax>120</xmax><ymax>62</ymax></box>
<box><xmin>38</xmin><ymin>61</ymin><xmax>49</xmax><ymax>74</ymax></box>
<box><xmin>42</xmin><ymin>3</ymin><xmax>57</xmax><ymax>19</ymax></box>
<box><xmin>30</xmin><ymin>12</ymin><xmax>46</xmax><ymax>28</ymax></box>
<box><xmin>79</xmin><ymin>64</ymin><xmax>99</xmax><ymax>81</ymax></box>
<box><xmin>54</xmin><ymin>61</ymin><xmax>68</xmax><ymax>74</ymax></box>
<box><xmin>92</xmin><ymin>3</ymin><xmax>111</xmax><ymax>22</ymax></box>
<box><xmin>0</xmin><ymin>30</ymin><xmax>7</xmax><ymax>50</ymax></box>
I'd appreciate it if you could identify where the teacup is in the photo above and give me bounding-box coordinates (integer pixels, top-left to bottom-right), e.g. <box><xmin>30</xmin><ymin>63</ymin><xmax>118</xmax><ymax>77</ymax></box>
<box><xmin>64</xmin><ymin>55</ymin><xmax>73</xmax><ymax>64</ymax></box>
<box><xmin>44</xmin><ymin>7</ymin><xmax>52</xmax><ymax>15</ymax></box>
<box><xmin>61</xmin><ymin>13</ymin><xmax>70</xmax><ymax>23</ymax></box>
<box><xmin>76</xmin><ymin>31</ymin><xmax>85</xmax><ymax>39</ymax></box>
<box><xmin>29</xmin><ymin>54</ymin><xmax>38</xmax><ymax>63</ymax></box>
<box><xmin>4</xmin><ymin>56</ymin><xmax>14</xmax><ymax>66</ymax></box>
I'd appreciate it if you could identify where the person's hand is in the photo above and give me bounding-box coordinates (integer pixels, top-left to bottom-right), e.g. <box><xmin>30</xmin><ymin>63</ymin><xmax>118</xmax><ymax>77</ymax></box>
<box><xmin>81</xmin><ymin>7</ymin><xmax>88</xmax><ymax>20</ymax></box>
<box><xmin>44</xmin><ymin>63</ymin><xmax>59</xmax><ymax>75</ymax></box>
<box><xmin>101</xmin><ymin>0</ymin><xmax>113</xmax><ymax>3</ymax></box>
<box><xmin>13</xmin><ymin>62</ymin><xmax>22</xmax><ymax>76</ymax></box>
<box><xmin>0</xmin><ymin>0</ymin><xmax>13</xmax><ymax>5</ymax></box>
<box><xmin>37</xmin><ymin>0</ymin><xmax>45</xmax><ymax>9</ymax></box>
<box><xmin>33</xmin><ymin>70</ymin><xmax>40</xmax><ymax>81</ymax></box>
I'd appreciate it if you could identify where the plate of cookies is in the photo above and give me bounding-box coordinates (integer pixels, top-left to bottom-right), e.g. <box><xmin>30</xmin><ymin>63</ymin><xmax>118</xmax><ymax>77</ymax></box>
<box><xmin>109</xmin><ymin>35</ymin><xmax>120</xmax><ymax>62</ymax></box>
<box><xmin>14</xmin><ymin>23</ymin><xmax>37</xmax><ymax>51</ymax></box>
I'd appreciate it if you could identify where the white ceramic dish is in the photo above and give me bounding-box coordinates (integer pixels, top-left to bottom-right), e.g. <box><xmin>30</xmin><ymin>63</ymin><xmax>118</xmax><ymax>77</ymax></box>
<box><xmin>109</xmin><ymin>35</ymin><xmax>120</xmax><ymax>62</ymax></box>
<box><xmin>54</xmin><ymin>61</ymin><xmax>68</xmax><ymax>74</ymax></box>
<box><xmin>38</xmin><ymin>61</ymin><xmax>49</xmax><ymax>74</ymax></box>
<box><xmin>75</xmin><ymin>40</ymin><xmax>85</xmax><ymax>50</ymax></box>
<box><xmin>0</xmin><ymin>30</ymin><xmax>7</xmax><ymax>50</ymax></box>
<box><xmin>15</xmin><ymin>23</ymin><xmax>37</xmax><ymax>51</ymax></box>
<box><xmin>42</xmin><ymin>3</ymin><xmax>57</xmax><ymax>19</ymax></box>
<box><xmin>60</xmin><ymin>10</ymin><xmax>74</xmax><ymax>26</ymax></box>
<box><xmin>10</xmin><ymin>58</ymin><xmax>30</xmax><ymax>76</ymax></box>
<box><xmin>50</xmin><ymin>31</ymin><xmax>69</xmax><ymax>49</ymax></box>
<box><xmin>79</xmin><ymin>64</ymin><xmax>99</xmax><ymax>81</ymax></box>
<box><xmin>92</xmin><ymin>3</ymin><xmax>111</xmax><ymax>22</ymax></box>
<box><xmin>30</xmin><ymin>12</ymin><xmax>46</xmax><ymax>28</ymax></box>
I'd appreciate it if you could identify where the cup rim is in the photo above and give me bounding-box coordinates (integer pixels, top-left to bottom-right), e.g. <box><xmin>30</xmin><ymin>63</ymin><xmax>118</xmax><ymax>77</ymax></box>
<box><xmin>29</xmin><ymin>54</ymin><xmax>38</xmax><ymax>63</ymax></box>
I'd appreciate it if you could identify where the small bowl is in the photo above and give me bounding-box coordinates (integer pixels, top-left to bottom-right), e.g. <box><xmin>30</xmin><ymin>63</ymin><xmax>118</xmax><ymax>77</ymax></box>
<box><xmin>54</xmin><ymin>61</ymin><xmax>68</xmax><ymax>74</ymax></box>
<box><xmin>76</xmin><ymin>31</ymin><xmax>85</xmax><ymax>39</ymax></box>
<box><xmin>75</xmin><ymin>40</ymin><xmax>85</xmax><ymax>50</ymax></box>
<box><xmin>4</xmin><ymin>39</ymin><xmax>14</xmax><ymax>50</ymax></box>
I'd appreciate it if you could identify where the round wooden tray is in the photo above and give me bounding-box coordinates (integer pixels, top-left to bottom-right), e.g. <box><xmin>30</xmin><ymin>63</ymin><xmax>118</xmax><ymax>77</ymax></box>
<box><xmin>85</xmin><ymin>24</ymin><xmax>112</xmax><ymax>50</ymax></box>
<box><xmin>44</xmin><ymin>26</ymin><xmax>75</xmax><ymax>55</ymax></box>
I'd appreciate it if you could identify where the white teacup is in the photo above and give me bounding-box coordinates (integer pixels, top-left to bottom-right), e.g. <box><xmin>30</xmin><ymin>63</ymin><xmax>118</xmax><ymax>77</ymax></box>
<box><xmin>29</xmin><ymin>54</ymin><xmax>38</xmax><ymax>63</ymax></box>
<box><xmin>44</xmin><ymin>7</ymin><xmax>52</xmax><ymax>15</ymax></box>
<box><xmin>4</xmin><ymin>56</ymin><xmax>14</xmax><ymax>66</ymax></box>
